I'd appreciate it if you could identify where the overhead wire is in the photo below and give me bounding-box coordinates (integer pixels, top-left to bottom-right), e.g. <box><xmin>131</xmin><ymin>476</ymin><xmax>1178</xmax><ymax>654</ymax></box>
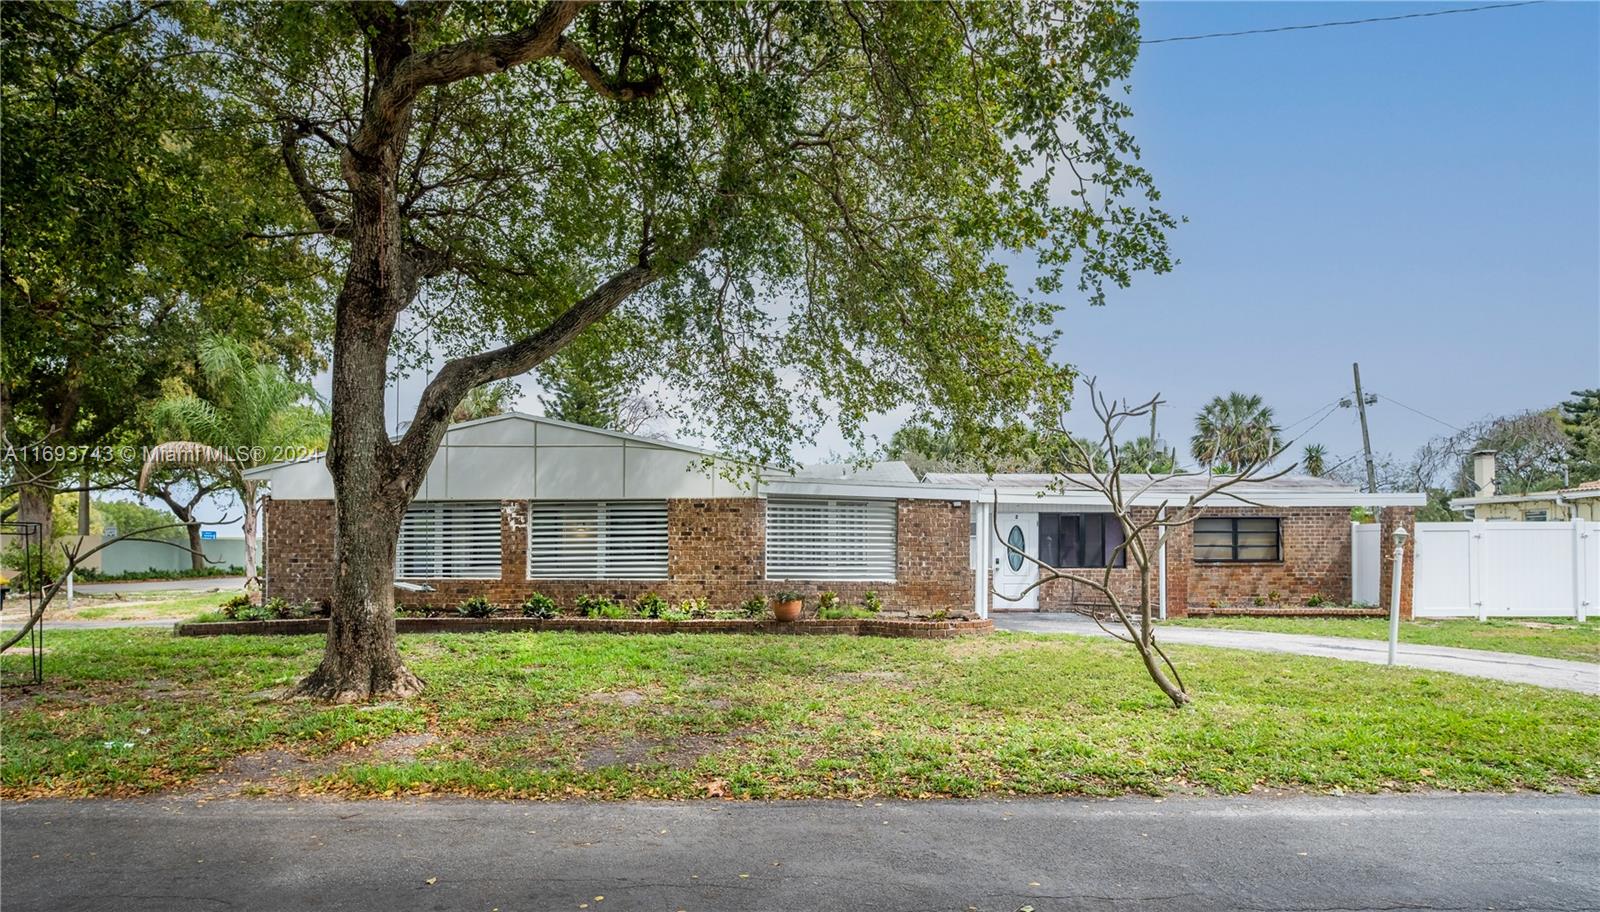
<box><xmin>1141</xmin><ymin>1</ymin><xmax>1544</xmax><ymax>45</ymax></box>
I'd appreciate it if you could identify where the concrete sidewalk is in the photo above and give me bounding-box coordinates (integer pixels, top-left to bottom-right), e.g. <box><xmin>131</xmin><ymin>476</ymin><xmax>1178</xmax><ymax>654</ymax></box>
<box><xmin>994</xmin><ymin>612</ymin><xmax>1600</xmax><ymax>695</ymax></box>
<box><xmin>3</xmin><ymin>794</ymin><xmax>1595</xmax><ymax>911</ymax></box>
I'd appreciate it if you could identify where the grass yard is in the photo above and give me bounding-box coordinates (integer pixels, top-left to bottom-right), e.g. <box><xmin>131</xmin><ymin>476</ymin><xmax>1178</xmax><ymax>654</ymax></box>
<box><xmin>1167</xmin><ymin>616</ymin><xmax>1600</xmax><ymax>663</ymax></box>
<box><xmin>0</xmin><ymin>588</ymin><xmax>240</xmax><ymax>623</ymax></box>
<box><xmin>2</xmin><ymin>629</ymin><xmax>1596</xmax><ymax>801</ymax></box>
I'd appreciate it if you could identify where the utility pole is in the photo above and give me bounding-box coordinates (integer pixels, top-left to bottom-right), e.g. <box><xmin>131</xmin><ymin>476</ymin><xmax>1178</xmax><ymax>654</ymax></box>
<box><xmin>1352</xmin><ymin>362</ymin><xmax>1378</xmax><ymax>495</ymax></box>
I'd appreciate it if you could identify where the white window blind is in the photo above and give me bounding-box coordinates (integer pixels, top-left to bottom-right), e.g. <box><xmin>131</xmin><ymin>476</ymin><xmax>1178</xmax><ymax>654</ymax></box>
<box><xmin>527</xmin><ymin>501</ymin><xmax>669</xmax><ymax>579</ymax></box>
<box><xmin>396</xmin><ymin>501</ymin><xmax>503</xmax><ymax>579</ymax></box>
<box><xmin>765</xmin><ymin>498</ymin><xmax>897</xmax><ymax>581</ymax></box>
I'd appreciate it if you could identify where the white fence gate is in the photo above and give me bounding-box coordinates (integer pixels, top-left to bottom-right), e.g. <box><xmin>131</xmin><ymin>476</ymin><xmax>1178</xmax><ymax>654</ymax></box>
<box><xmin>1411</xmin><ymin>520</ymin><xmax>1597</xmax><ymax>619</ymax></box>
<box><xmin>1350</xmin><ymin>522</ymin><xmax>1381</xmax><ymax>606</ymax></box>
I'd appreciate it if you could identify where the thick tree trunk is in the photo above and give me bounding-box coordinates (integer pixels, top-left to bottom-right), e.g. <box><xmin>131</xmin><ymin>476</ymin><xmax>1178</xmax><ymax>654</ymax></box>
<box><xmin>16</xmin><ymin>483</ymin><xmax>54</xmax><ymax>544</ymax></box>
<box><xmin>294</xmin><ymin>217</ymin><xmax>425</xmax><ymax>701</ymax></box>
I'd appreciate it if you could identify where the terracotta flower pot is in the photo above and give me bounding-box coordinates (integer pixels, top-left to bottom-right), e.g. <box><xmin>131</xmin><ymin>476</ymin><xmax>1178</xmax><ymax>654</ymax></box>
<box><xmin>773</xmin><ymin>599</ymin><xmax>803</xmax><ymax>622</ymax></box>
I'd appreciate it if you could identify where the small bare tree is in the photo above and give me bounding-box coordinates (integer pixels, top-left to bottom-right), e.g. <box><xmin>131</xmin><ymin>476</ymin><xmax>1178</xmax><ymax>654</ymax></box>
<box><xmin>993</xmin><ymin>380</ymin><xmax>1294</xmax><ymax>707</ymax></box>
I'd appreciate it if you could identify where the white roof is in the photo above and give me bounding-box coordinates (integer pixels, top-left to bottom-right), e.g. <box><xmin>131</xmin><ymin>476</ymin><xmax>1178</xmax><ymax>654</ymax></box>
<box><xmin>927</xmin><ymin>472</ymin><xmax>1426</xmax><ymax>508</ymax></box>
<box><xmin>247</xmin><ymin>413</ymin><xmax>1424</xmax><ymax>508</ymax></box>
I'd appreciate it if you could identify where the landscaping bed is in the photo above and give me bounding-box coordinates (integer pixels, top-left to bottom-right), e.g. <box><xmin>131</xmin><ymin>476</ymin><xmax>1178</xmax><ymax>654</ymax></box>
<box><xmin>176</xmin><ymin>616</ymin><xmax>993</xmax><ymax>639</ymax></box>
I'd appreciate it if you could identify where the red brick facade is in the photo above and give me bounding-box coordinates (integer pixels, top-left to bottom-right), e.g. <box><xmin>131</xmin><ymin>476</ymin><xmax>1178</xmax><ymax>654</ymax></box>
<box><xmin>264</xmin><ymin>497</ymin><xmax>974</xmax><ymax>618</ymax></box>
<box><xmin>1029</xmin><ymin>506</ymin><xmax>1381</xmax><ymax>618</ymax></box>
<box><xmin>264</xmin><ymin>495</ymin><xmax>1401</xmax><ymax>619</ymax></box>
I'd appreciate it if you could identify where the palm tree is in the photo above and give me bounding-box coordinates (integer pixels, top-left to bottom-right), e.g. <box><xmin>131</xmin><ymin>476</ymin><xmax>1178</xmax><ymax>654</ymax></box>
<box><xmin>1120</xmin><ymin>436</ymin><xmax>1177</xmax><ymax>474</ymax></box>
<box><xmin>1302</xmin><ymin>443</ymin><xmax>1328</xmax><ymax>477</ymax></box>
<box><xmin>1190</xmin><ymin>392</ymin><xmax>1283</xmax><ymax>471</ymax></box>
<box><xmin>140</xmin><ymin>338</ymin><xmax>328</xmax><ymax>593</ymax></box>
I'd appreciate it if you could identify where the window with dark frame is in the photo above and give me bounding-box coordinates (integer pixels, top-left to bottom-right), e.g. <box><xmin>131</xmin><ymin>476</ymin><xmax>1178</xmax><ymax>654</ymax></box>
<box><xmin>1193</xmin><ymin>516</ymin><xmax>1281</xmax><ymax>563</ymax></box>
<box><xmin>1038</xmin><ymin>512</ymin><xmax>1127</xmax><ymax>569</ymax></box>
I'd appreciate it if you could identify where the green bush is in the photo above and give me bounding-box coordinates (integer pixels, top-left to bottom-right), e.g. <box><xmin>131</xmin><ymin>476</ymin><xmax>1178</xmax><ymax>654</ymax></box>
<box><xmin>521</xmin><ymin>593</ymin><xmax>557</xmax><ymax>619</ymax></box>
<box><xmin>576</xmin><ymin>594</ymin><xmax>629</xmax><ymax>619</ymax></box>
<box><xmin>634</xmin><ymin>592</ymin><xmax>669</xmax><ymax>619</ymax></box>
<box><xmin>817</xmin><ymin>591</ymin><xmax>841</xmax><ymax>613</ymax></box>
<box><xmin>861</xmin><ymin>590</ymin><xmax>883</xmax><ymax>614</ymax></box>
<box><xmin>76</xmin><ymin>564</ymin><xmax>246</xmax><ymax>583</ymax></box>
<box><xmin>675</xmin><ymin>597</ymin><xmax>710</xmax><ymax>618</ymax></box>
<box><xmin>232</xmin><ymin>602</ymin><xmax>275</xmax><ymax>622</ymax></box>
<box><xmin>0</xmin><ymin>542</ymin><xmax>65</xmax><ymax>591</ymax></box>
<box><xmin>818</xmin><ymin>605</ymin><xmax>876</xmax><ymax>620</ymax></box>
<box><xmin>457</xmin><ymin>595</ymin><xmax>495</xmax><ymax>618</ymax></box>
<box><xmin>1306</xmin><ymin>594</ymin><xmax>1326</xmax><ymax>608</ymax></box>
<box><xmin>739</xmin><ymin>596</ymin><xmax>767</xmax><ymax>618</ymax></box>
<box><xmin>219</xmin><ymin>594</ymin><xmax>254</xmax><ymax>619</ymax></box>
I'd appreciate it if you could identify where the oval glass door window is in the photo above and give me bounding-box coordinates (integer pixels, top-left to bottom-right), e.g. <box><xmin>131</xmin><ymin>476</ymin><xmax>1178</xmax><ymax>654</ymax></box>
<box><xmin>1006</xmin><ymin>525</ymin><xmax>1026</xmax><ymax>571</ymax></box>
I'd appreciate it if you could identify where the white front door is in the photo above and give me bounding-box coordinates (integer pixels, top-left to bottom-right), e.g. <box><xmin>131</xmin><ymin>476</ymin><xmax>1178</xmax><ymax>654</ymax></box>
<box><xmin>991</xmin><ymin>512</ymin><xmax>1039</xmax><ymax>611</ymax></box>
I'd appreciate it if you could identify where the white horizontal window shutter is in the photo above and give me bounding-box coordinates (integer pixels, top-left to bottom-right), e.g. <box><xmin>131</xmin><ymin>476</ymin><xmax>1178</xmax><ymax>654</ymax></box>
<box><xmin>396</xmin><ymin>501</ymin><xmax>503</xmax><ymax>579</ymax></box>
<box><xmin>527</xmin><ymin>501</ymin><xmax>669</xmax><ymax>580</ymax></box>
<box><xmin>766</xmin><ymin>498</ymin><xmax>897</xmax><ymax>581</ymax></box>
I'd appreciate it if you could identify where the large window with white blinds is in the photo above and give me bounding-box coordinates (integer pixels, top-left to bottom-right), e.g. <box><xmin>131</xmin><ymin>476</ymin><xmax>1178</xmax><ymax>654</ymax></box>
<box><xmin>527</xmin><ymin>501</ymin><xmax>669</xmax><ymax>579</ymax></box>
<box><xmin>765</xmin><ymin>497</ymin><xmax>897</xmax><ymax>581</ymax></box>
<box><xmin>396</xmin><ymin>501</ymin><xmax>503</xmax><ymax>579</ymax></box>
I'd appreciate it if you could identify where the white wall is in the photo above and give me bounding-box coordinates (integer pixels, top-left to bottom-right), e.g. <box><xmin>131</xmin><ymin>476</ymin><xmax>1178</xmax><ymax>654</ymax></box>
<box><xmin>1412</xmin><ymin>520</ymin><xmax>1596</xmax><ymax>619</ymax></box>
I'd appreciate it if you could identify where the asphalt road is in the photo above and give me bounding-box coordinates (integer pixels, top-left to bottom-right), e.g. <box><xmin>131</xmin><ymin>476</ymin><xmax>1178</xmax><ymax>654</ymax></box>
<box><xmin>3</xmin><ymin>794</ymin><xmax>1595</xmax><ymax>911</ymax></box>
<box><xmin>993</xmin><ymin>612</ymin><xmax>1600</xmax><ymax>695</ymax></box>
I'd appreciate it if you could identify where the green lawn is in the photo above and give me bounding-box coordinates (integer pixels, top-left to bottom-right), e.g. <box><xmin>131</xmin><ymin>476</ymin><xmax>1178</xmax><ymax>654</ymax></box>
<box><xmin>3</xmin><ymin>629</ymin><xmax>1596</xmax><ymax>800</ymax></box>
<box><xmin>68</xmin><ymin>591</ymin><xmax>232</xmax><ymax>621</ymax></box>
<box><xmin>1166</xmin><ymin>616</ymin><xmax>1600</xmax><ymax>663</ymax></box>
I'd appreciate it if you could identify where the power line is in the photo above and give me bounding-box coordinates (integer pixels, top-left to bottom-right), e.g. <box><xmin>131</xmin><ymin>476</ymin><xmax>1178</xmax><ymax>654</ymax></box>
<box><xmin>1373</xmin><ymin>393</ymin><xmax>1466</xmax><ymax>434</ymax></box>
<box><xmin>1141</xmin><ymin>1</ymin><xmax>1543</xmax><ymax>45</ymax></box>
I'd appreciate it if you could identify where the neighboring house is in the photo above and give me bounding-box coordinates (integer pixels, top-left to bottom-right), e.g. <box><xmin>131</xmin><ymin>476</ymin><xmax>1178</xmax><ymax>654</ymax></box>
<box><xmin>1448</xmin><ymin>450</ymin><xmax>1600</xmax><ymax>521</ymax></box>
<box><xmin>246</xmin><ymin>413</ymin><xmax>1424</xmax><ymax>618</ymax></box>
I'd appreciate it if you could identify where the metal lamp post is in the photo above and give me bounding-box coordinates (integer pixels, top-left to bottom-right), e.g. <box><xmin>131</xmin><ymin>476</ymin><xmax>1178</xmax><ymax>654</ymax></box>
<box><xmin>1387</xmin><ymin>525</ymin><xmax>1409</xmax><ymax>665</ymax></box>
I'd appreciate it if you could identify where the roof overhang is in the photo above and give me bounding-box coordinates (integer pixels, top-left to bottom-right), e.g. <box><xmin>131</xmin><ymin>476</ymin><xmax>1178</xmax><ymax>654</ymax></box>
<box><xmin>989</xmin><ymin>489</ymin><xmax>1426</xmax><ymax>509</ymax></box>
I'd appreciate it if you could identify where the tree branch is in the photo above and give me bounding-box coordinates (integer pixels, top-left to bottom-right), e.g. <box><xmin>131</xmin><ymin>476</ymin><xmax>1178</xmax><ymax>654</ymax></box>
<box><xmin>556</xmin><ymin>34</ymin><xmax>664</xmax><ymax>101</ymax></box>
<box><xmin>279</xmin><ymin>123</ymin><xmax>350</xmax><ymax>238</ymax></box>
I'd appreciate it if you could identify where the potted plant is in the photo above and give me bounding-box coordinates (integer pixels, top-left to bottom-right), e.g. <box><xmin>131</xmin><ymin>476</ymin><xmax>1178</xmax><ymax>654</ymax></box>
<box><xmin>772</xmin><ymin>589</ymin><xmax>804</xmax><ymax>622</ymax></box>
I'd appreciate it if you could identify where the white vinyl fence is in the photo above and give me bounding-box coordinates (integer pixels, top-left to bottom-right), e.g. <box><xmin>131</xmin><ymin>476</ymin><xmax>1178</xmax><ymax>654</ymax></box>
<box><xmin>1411</xmin><ymin>520</ymin><xmax>1596</xmax><ymax>619</ymax></box>
<box><xmin>1350</xmin><ymin>522</ymin><xmax>1381</xmax><ymax>606</ymax></box>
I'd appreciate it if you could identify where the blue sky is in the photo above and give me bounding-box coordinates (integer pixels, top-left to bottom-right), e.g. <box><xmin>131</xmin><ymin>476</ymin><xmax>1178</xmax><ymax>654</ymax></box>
<box><xmin>1038</xmin><ymin>0</ymin><xmax>1599</xmax><ymax>470</ymax></box>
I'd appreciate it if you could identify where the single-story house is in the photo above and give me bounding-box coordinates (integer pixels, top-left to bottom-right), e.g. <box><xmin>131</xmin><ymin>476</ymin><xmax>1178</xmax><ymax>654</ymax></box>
<box><xmin>1449</xmin><ymin>451</ymin><xmax>1600</xmax><ymax>521</ymax></box>
<box><xmin>247</xmin><ymin>413</ymin><xmax>1425</xmax><ymax>618</ymax></box>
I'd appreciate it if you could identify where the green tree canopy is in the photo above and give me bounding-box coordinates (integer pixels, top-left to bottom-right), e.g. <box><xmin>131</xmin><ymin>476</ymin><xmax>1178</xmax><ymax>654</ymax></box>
<box><xmin>1560</xmin><ymin>389</ymin><xmax>1600</xmax><ymax>484</ymax></box>
<box><xmin>1</xmin><ymin>0</ymin><xmax>329</xmax><ymax>539</ymax></box>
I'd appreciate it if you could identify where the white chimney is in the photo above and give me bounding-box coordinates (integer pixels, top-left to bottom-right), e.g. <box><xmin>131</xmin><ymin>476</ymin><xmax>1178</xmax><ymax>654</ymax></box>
<box><xmin>1472</xmin><ymin>450</ymin><xmax>1497</xmax><ymax>497</ymax></box>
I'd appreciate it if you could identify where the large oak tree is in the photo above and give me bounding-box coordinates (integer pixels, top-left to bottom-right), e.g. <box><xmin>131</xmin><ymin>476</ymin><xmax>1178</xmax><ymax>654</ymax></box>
<box><xmin>194</xmin><ymin>0</ymin><xmax>1175</xmax><ymax>701</ymax></box>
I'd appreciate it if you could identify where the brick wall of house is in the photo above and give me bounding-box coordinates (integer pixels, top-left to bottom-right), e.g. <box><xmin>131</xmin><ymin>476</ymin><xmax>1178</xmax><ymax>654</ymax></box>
<box><xmin>1027</xmin><ymin>506</ymin><xmax>1351</xmax><ymax>617</ymax></box>
<box><xmin>262</xmin><ymin>497</ymin><xmax>975</xmax><ymax>617</ymax></box>
<box><xmin>1186</xmin><ymin>507</ymin><xmax>1353</xmax><ymax>609</ymax></box>
<box><xmin>262</xmin><ymin>497</ymin><xmax>335</xmax><ymax>607</ymax></box>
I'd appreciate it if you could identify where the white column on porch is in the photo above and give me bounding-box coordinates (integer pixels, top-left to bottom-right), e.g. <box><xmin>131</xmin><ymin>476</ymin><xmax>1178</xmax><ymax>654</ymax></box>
<box><xmin>973</xmin><ymin>499</ymin><xmax>991</xmax><ymax>619</ymax></box>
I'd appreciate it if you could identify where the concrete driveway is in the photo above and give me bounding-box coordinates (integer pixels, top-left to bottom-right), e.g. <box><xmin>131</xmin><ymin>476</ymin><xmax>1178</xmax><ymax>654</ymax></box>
<box><xmin>994</xmin><ymin>612</ymin><xmax>1600</xmax><ymax>695</ymax></box>
<box><xmin>3</xmin><ymin>794</ymin><xmax>1594</xmax><ymax>911</ymax></box>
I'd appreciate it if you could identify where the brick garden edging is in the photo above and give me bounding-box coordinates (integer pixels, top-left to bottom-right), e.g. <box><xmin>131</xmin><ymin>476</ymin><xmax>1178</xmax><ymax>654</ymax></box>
<box><xmin>173</xmin><ymin>616</ymin><xmax>994</xmax><ymax>639</ymax></box>
<box><xmin>1184</xmin><ymin>606</ymin><xmax>1387</xmax><ymax>618</ymax></box>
